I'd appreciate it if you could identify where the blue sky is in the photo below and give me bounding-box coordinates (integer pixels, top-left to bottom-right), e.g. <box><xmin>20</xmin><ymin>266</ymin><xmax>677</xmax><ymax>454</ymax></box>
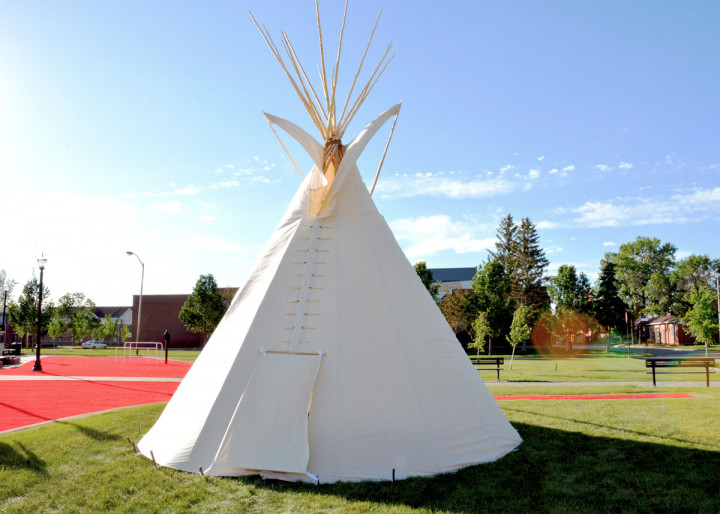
<box><xmin>2</xmin><ymin>1</ymin><xmax>719</xmax><ymax>306</ymax></box>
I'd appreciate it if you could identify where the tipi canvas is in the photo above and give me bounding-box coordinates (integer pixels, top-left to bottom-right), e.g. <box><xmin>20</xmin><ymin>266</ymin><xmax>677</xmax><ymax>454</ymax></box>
<box><xmin>138</xmin><ymin>4</ymin><xmax>521</xmax><ymax>483</ymax></box>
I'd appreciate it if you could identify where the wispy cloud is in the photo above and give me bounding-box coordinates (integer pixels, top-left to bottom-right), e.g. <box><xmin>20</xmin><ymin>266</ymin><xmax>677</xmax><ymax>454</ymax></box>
<box><xmin>594</xmin><ymin>164</ymin><xmax>610</xmax><ymax>171</ymax></box>
<box><xmin>389</xmin><ymin>215</ymin><xmax>495</xmax><ymax>259</ymax></box>
<box><xmin>618</xmin><ymin>162</ymin><xmax>633</xmax><ymax>170</ymax></box>
<box><xmin>378</xmin><ymin>172</ymin><xmax>519</xmax><ymax>199</ymax></box>
<box><xmin>603</xmin><ymin>241</ymin><xmax>617</xmax><ymax>247</ymax></box>
<box><xmin>151</xmin><ymin>201</ymin><xmax>181</xmax><ymax>214</ymax></box>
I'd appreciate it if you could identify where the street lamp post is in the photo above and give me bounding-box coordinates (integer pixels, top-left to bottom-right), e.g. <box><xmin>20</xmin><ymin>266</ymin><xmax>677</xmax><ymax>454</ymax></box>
<box><xmin>32</xmin><ymin>255</ymin><xmax>47</xmax><ymax>372</ymax></box>
<box><xmin>2</xmin><ymin>284</ymin><xmax>9</xmax><ymax>347</ymax></box>
<box><xmin>126</xmin><ymin>251</ymin><xmax>145</xmax><ymax>344</ymax></box>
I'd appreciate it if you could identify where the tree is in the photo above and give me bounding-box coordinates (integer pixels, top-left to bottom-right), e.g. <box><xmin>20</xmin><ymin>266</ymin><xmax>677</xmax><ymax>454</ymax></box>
<box><xmin>179</xmin><ymin>274</ymin><xmax>228</xmax><ymax>344</ymax></box>
<box><xmin>101</xmin><ymin>315</ymin><xmax>120</xmax><ymax>344</ymax></box>
<box><xmin>682</xmin><ymin>285</ymin><xmax>718</xmax><ymax>354</ymax></box>
<box><xmin>57</xmin><ymin>293</ymin><xmax>98</xmax><ymax>345</ymax></box>
<box><xmin>670</xmin><ymin>255</ymin><xmax>720</xmax><ymax>318</ymax></box>
<box><xmin>608</xmin><ymin>236</ymin><xmax>676</xmax><ymax>318</ymax></box>
<box><xmin>515</xmin><ymin>217</ymin><xmax>549</xmax><ymax>308</ymax></box>
<box><xmin>488</xmin><ymin>214</ymin><xmax>519</xmax><ymax>290</ymax></box>
<box><xmin>414</xmin><ymin>261</ymin><xmax>440</xmax><ymax>302</ymax></box>
<box><xmin>593</xmin><ymin>260</ymin><xmax>626</xmax><ymax>333</ymax></box>
<box><xmin>47</xmin><ymin>318</ymin><xmax>67</xmax><ymax>343</ymax></box>
<box><xmin>438</xmin><ymin>290</ymin><xmax>471</xmax><ymax>337</ymax></box>
<box><xmin>7</xmin><ymin>278</ymin><xmax>53</xmax><ymax>347</ymax></box>
<box><xmin>547</xmin><ymin>265</ymin><xmax>592</xmax><ymax>314</ymax></box>
<box><xmin>0</xmin><ymin>269</ymin><xmax>16</xmax><ymax>298</ymax></box>
<box><xmin>507</xmin><ymin>304</ymin><xmax>531</xmax><ymax>369</ymax></box>
<box><xmin>470</xmin><ymin>260</ymin><xmax>513</xmax><ymax>351</ymax></box>
<box><xmin>119</xmin><ymin>324</ymin><xmax>131</xmax><ymax>344</ymax></box>
<box><xmin>469</xmin><ymin>311</ymin><xmax>491</xmax><ymax>357</ymax></box>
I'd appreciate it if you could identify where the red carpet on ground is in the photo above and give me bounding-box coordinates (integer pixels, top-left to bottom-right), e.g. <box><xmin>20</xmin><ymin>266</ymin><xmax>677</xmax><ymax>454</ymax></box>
<box><xmin>0</xmin><ymin>380</ymin><xmax>180</xmax><ymax>433</ymax></box>
<box><xmin>494</xmin><ymin>393</ymin><xmax>694</xmax><ymax>400</ymax></box>
<box><xmin>0</xmin><ymin>357</ymin><xmax>696</xmax><ymax>434</ymax></box>
<box><xmin>0</xmin><ymin>356</ymin><xmax>192</xmax><ymax>433</ymax></box>
<box><xmin>2</xmin><ymin>356</ymin><xmax>192</xmax><ymax>378</ymax></box>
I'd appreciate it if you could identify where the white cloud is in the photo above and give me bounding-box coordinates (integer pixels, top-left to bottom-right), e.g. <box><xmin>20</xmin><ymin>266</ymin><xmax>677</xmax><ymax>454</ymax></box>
<box><xmin>537</xmin><ymin>156</ymin><xmax>545</xmax><ymax>161</ymax></box>
<box><xmin>500</xmin><ymin>165</ymin><xmax>514</xmax><ymax>174</ymax></box>
<box><xmin>196</xmin><ymin>215</ymin><xmax>217</xmax><ymax>223</ymax></box>
<box><xmin>594</xmin><ymin>164</ymin><xmax>610</xmax><ymax>172</ymax></box>
<box><xmin>528</xmin><ymin>169</ymin><xmax>540</xmax><ymax>179</ymax></box>
<box><xmin>151</xmin><ymin>201</ymin><xmax>181</xmax><ymax>214</ymax></box>
<box><xmin>602</xmin><ymin>241</ymin><xmax>617</xmax><ymax>247</ymax></box>
<box><xmin>562</xmin><ymin>165</ymin><xmax>575</xmax><ymax>173</ymax></box>
<box><xmin>175</xmin><ymin>186</ymin><xmax>201</xmax><ymax>195</ymax></box>
<box><xmin>181</xmin><ymin>235</ymin><xmax>244</xmax><ymax>254</ymax></box>
<box><xmin>675</xmin><ymin>186</ymin><xmax>720</xmax><ymax>205</ymax></box>
<box><xmin>536</xmin><ymin>220</ymin><xmax>559</xmax><ymax>229</ymax></box>
<box><xmin>545</xmin><ymin>245</ymin><xmax>563</xmax><ymax>254</ymax></box>
<box><xmin>548</xmin><ymin>168</ymin><xmax>558</xmax><ymax>174</ymax></box>
<box><xmin>377</xmin><ymin>173</ymin><xmax>519</xmax><ymax>199</ymax></box>
<box><xmin>389</xmin><ymin>215</ymin><xmax>495</xmax><ymax>259</ymax></box>
<box><xmin>618</xmin><ymin>162</ymin><xmax>633</xmax><ymax>170</ymax></box>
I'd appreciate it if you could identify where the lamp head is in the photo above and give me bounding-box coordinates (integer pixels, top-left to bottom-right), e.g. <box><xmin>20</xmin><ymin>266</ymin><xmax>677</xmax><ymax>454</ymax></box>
<box><xmin>2</xmin><ymin>285</ymin><xmax>8</xmax><ymax>293</ymax></box>
<box><xmin>37</xmin><ymin>254</ymin><xmax>47</xmax><ymax>270</ymax></box>
<box><xmin>126</xmin><ymin>251</ymin><xmax>134</xmax><ymax>256</ymax></box>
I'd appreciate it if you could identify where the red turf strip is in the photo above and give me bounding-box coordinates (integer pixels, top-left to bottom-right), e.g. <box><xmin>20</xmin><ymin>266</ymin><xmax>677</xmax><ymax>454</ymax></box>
<box><xmin>0</xmin><ymin>380</ymin><xmax>180</xmax><ymax>433</ymax></box>
<box><xmin>495</xmin><ymin>394</ymin><xmax>694</xmax><ymax>400</ymax></box>
<box><xmin>0</xmin><ymin>357</ymin><xmax>695</xmax><ymax>434</ymax></box>
<box><xmin>2</xmin><ymin>356</ymin><xmax>192</xmax><ymax>378</ymax></box>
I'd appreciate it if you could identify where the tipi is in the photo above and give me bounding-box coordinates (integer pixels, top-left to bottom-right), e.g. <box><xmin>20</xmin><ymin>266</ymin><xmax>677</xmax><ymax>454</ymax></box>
<box><xmin>138</xmin><ymin>3</ymin><xmax>521</xmax><ymax>483</ymax></box>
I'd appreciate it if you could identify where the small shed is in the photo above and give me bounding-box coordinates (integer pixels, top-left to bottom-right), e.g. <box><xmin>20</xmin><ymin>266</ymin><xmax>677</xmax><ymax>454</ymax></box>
<box><xmin>635</xmin><ymin>315</ymin><xmax>696</xmax><ymax>345</ymax></box>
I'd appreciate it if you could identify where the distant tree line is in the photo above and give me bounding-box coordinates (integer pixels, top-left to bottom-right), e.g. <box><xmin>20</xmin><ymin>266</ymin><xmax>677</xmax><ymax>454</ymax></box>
<box><xmin>417</xmin><ymin>214</ymin><xmax>720</xmax><ymax>351</ymax></box>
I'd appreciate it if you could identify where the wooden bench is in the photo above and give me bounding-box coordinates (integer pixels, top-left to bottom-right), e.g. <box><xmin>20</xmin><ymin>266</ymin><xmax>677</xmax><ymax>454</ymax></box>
<box><xmin>470</xmin><ymin>357</ymin><xmax>504</xmax><ymax>381</ymax></box>
<box><xmin>645</xmin><ymin>357</ymin><xmax>716</xmax><ymax>388</ymax></box>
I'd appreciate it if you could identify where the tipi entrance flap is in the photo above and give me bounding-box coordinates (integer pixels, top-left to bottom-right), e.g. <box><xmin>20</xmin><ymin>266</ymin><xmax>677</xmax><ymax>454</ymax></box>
<box><xmin>211</xmin><ymin>352</ymin><xmax>322</xmax><ymax>474</ymax></box>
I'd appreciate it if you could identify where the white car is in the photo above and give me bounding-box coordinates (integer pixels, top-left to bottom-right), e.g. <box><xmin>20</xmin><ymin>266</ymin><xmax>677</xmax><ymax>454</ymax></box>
<box><xmin>82</xmin><ymin>340</ymin><xmax>108</xmax><ymax>349</ymax></box>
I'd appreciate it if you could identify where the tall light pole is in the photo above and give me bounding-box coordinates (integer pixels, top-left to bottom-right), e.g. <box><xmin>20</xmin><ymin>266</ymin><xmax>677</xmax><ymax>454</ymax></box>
<box><xmin>126</xmin><ymin>251</ymin><xmax>144</xmax><ymax>343</ymax></box>
<box><xmin>2</xmin><ymin>284</ymin><xmax>9</xmax><ymax>347</ymax></box>
<box><xmin>32</xmin><ymin>255</ymin><xmax>47</xmax><ymax>372</ymax></box>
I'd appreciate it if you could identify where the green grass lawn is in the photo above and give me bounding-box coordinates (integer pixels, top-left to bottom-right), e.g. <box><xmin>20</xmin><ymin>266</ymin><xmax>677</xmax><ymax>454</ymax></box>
<box><xmin>477</xmin><ymin>353</ymin><xmax>717</xmax><ymax>384</ymax></box>
<box><xmin>37</xmin><ymin>348</ymin><xmax>201</xmax><ymax>363</ymax></box>
<box><xmin>2</xmin><ymin>389</ymin><xmax>718</xmax><ymax>512</ymax></box>
<box><xmin>3</xmin><ymin>352</ymin><xmax>719</xmax><ymax>512</ymax></box>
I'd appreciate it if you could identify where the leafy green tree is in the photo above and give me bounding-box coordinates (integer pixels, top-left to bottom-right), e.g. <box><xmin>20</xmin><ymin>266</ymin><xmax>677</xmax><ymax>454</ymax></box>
<box><xmin>547</xmin><ymin>265</ymin><xmax>592</xmax><ymax>314</ymax></box>
<box><xmin>7</xmin><ymin>278</ymin><xmax>53</xmax><ymax>347</ymax></box>
<box><xmin>469</xmin><ymin>311</ymin><xmax>491</xmax><ymax>357</ymax></box>
<box><xmin>47</xmin><ymin>318</ymin><xmax>67</xmax><ymax>343</ymax></box>
<box><xmin>507</xmin><ymin>304</ymin><xmax>532</xmax><ymax>369</ymax></box>
<box><xmin>413</xmin><ymin>261</ymin><xmax>440</xmax><ymax>302</ymax></box>
<box><xmin>101</xmin><ymin>315</ymin><xmax>119</xmax><ymax>344</ymax></box>
<box><xmin>670</xmin><ymin>255</ymin><xmax>720</xmax><ymax>318</ymax></box>
<box><xmin>469</xmin><ymin>260</ymin><xmax>514</xmax><ymax>351</ymax></box>
<box><xmin>179</xmin><ymin>274</ymin><xmax>228</xmax><ymax>344</ymax></box>
<box><xmin>438</xmin><ymin>290</ymin><xmax>471</xmax><ymax>336</ymax></box>
<box><xmin>91</xmin><ymin>325</ymin><xmax>105</xmax><ymax>342</ymax></box>
<box><xmin>607</xmin><ymin>236</ymin><xmax>676</xmax><ymax>319</ymax></box>
<box><xmin>119</xmin><ymin>324</ymin><xmax>131</xmax><ymax>344</ymax></box>
<box><xmin>57</xmin><ymin>293</ymin><xmax>98</xmax><ymax>345</ymax></box>
<box><xmin>593</xmin><ymin>260</ymin><xmax>627</xmax><ymax>333</ymax></box>
<box><xmin>682</xmin><ymin>285</ymin><xmax>718</xmax><ymax>353</ymax></box>
<box><xmin>71</xmin><ymin>314</ymin><xmax>91</xmax><ymax>344</ymax></box>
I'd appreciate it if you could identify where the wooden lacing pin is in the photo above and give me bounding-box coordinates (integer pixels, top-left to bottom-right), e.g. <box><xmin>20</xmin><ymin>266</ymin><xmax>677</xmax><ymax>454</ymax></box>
<box><xmin>199</xmin><ymin>466</ymin><xmax>205</xmax><ymax>477</ymax></box>
<box><xmin>150</xmin><ymin>450</ymin><xmax>158</xmax><ymax>468</ymax></box>
<box><xmin>126</xmin><ymin>436</ymin><xmax>139</xmax><ymax>455</ymax></box>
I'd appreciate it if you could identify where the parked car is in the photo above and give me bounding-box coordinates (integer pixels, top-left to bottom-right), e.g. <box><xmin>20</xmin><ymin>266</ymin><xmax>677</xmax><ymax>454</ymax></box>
<box><xmin>82</xmin><ymin>340</ymin><xmax>108</xmax><ymax>349</ymax></box>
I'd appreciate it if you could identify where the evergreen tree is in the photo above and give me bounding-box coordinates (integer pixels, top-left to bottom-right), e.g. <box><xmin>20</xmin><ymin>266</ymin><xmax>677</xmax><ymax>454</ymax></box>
<box><xmin>515</xmin><ymin>217</ymin><xmax>550</xmax><ymax>308</ymax></box>
<box><xmin>488</xmin><ymin>214</ymin><xmax>519</xmax><ymax>288</ymax></box>
<box><xmin>593</xmin><ymin>260</ymin><xmax>626</xmax><ymax>332</ymax></box>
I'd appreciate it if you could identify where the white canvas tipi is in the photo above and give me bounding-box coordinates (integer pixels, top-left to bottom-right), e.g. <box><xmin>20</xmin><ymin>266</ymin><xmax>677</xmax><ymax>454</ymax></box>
<box><xmin>138</xmin><ymin>4</ymin><xmax>521</xmax><ymax>483</ymax></box>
